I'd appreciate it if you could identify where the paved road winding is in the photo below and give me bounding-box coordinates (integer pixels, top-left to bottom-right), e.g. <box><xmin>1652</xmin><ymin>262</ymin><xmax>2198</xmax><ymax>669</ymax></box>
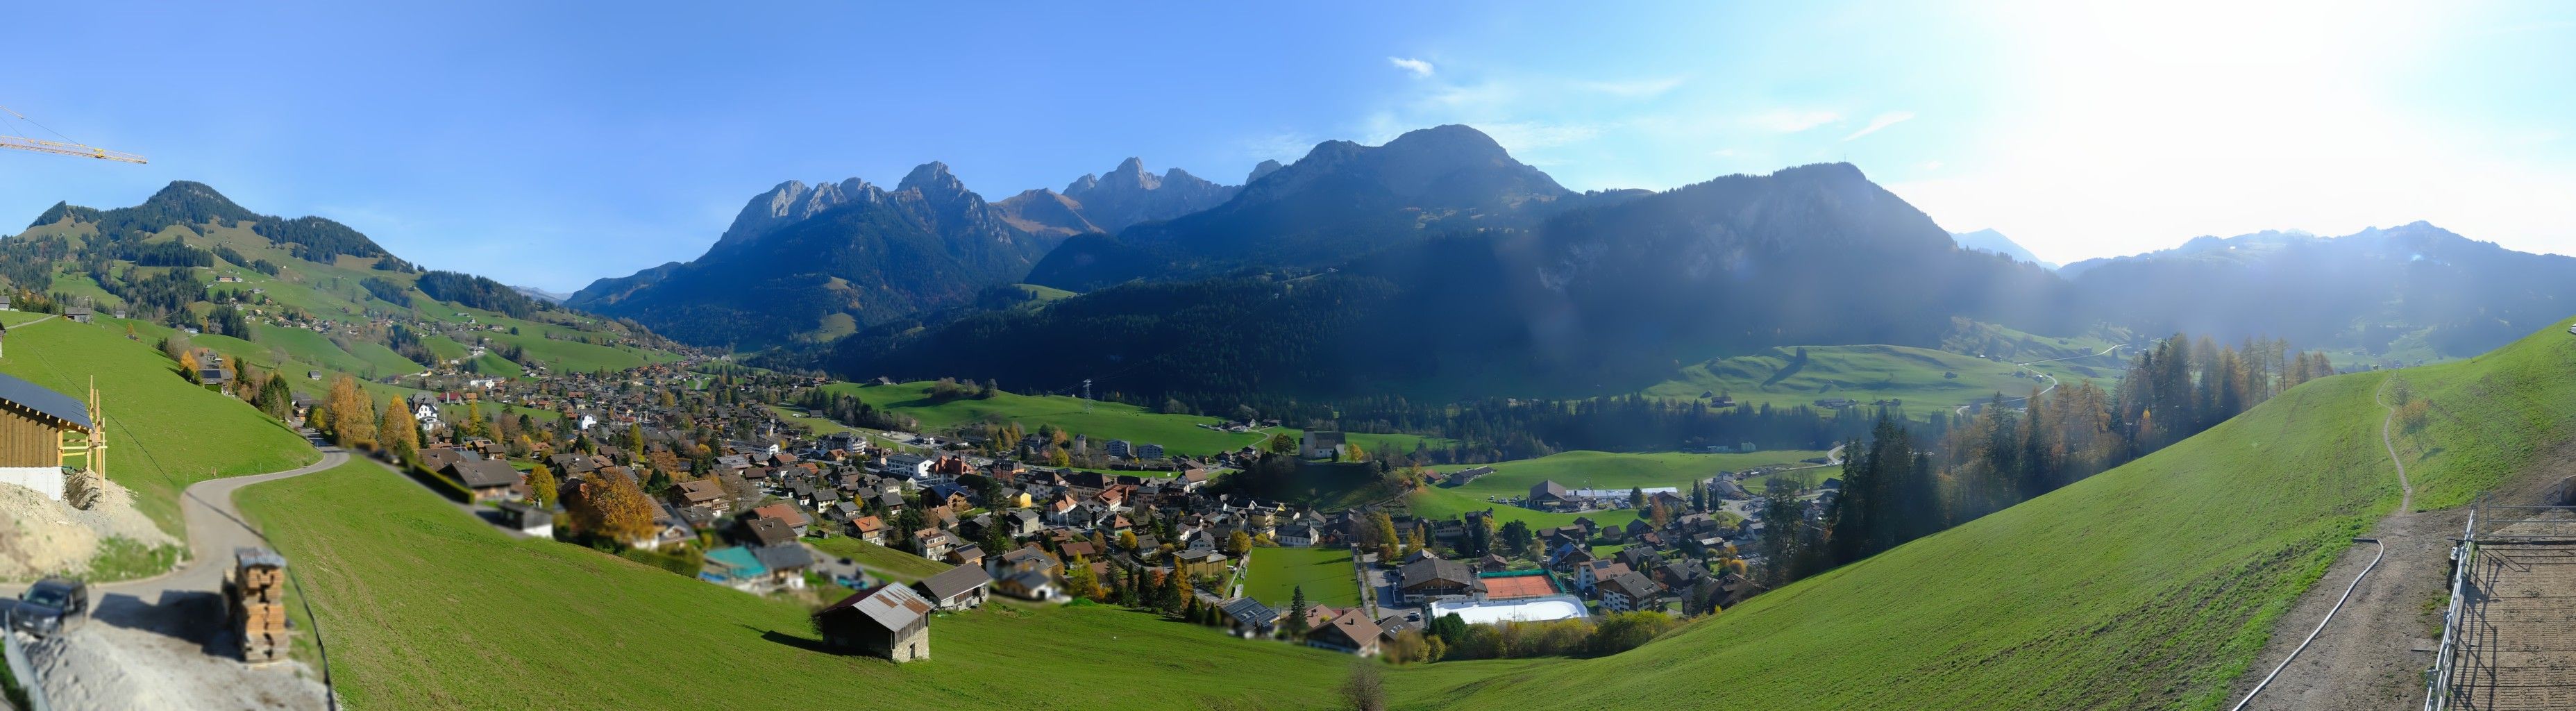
<box><xmin>1953</xmin><ymin>343</ymin><xmax>2125</xmax><ymax>416</ymax></box>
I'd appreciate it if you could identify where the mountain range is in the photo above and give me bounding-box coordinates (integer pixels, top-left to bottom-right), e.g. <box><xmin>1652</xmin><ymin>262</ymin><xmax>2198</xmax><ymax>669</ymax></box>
<box><xmin>568</xmin><ymin>158</ymin><xmax>1242</xmax><ymax>346</ymax></box>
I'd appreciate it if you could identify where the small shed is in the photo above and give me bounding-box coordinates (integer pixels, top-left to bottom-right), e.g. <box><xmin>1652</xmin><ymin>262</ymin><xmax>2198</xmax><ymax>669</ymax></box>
<box><xmin>815</xmin><ymin>584</ymin><xmax>934</xmax><ymax>662</ymax></box>
<box><xmin>0</xmin><ymin>372</ymin><xmax>99</xmax><ymax>502</ymax></box>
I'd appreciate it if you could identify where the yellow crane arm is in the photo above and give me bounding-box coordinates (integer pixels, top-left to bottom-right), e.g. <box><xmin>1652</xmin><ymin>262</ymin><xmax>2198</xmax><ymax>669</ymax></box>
<box><xmin>0</xmin><ymin>134</ymin><xmax>145</xmax><ymax>163</ymax></box>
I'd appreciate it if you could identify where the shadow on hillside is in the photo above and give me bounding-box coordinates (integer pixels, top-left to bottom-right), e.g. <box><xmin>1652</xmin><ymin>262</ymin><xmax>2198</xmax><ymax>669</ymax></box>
<box><xmin>745</xmin><ymin>624</ymin><xmax>835</xmax><ymax>654</ymax></box>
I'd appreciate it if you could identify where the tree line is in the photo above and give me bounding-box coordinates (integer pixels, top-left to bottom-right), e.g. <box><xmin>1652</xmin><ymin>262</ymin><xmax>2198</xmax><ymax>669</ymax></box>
<box><xmin>1764</xmin><ymin>334</ymin><xmax>2341</xmax><ymax>586</ymax></box>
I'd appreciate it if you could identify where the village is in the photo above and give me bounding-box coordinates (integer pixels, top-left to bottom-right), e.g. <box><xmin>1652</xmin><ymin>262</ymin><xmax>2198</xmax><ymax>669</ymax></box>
<box><xmin>332</xmin><ymin>352</ymin><xmax>1800</xmax><ymax>664</ymax></box>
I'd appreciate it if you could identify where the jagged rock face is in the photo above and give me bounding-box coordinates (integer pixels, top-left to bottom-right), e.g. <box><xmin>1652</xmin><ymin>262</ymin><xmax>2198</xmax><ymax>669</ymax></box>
<box><xmin>709</xmin><ymin>178</ymin><xmax>873</xmax><ymax>255</ymax></box>
<box><xmin>570</xmin><ymin>162</ymin><xmax>1061</xmax><ymax>347</ymax></box>
<box><xmin>1059</xmin><ymin>157</ymin><xmax>1240</xmax><ymax>234</ymax></box>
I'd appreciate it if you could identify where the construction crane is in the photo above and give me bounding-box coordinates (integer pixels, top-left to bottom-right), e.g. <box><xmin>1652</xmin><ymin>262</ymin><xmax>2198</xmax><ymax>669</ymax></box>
<box><xmin>0</xmin><ymin>105</ymin><xmax>144</xmax><ymax>163</ymax></box>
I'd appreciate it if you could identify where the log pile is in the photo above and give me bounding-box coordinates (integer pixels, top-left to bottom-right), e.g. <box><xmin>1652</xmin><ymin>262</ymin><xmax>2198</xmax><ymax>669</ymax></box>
<box><xmin>230</xmin><ymin>547</ymin><xmax>292</xmax><ymax>664</ymax></box>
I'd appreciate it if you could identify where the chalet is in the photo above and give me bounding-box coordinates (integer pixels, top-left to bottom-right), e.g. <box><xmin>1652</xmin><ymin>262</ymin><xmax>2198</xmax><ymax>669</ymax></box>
<box><xmin>1104</xmin><ymin>440</ymin><xmax>1132</xmax><ymax>458</ymax></box>
<box><xmin>62</xmin><ymin>306</ymin><xmax>91</xmax><ymax>324</ymax></box>
<box><xmin>850</xmin><ymin>515</ymin><xmax>887</xmax><ymax>545</ymax></box>
<box><xmin>416</xmin><ymin>446</ymin><xmax>476</xmax><ymax>474</ymax></box>
<box><xmin>0</xmin><ymin>374</ymin><xmax>99</xmax><ymax>502</ymax></box>
<box><xmin>1299</xmin><ymin>430</ymin><xmax>1345</xmax><ymax>459</ymax></box>
<box><xmin>1444</xmin><ymin>466</ymin><xmax>1495</xmax><ymax>486</ymax></box>
<box><xmin>1597</xmin><ymin>571</ymin><xmax>1665</xmax><ymax>613</ymax></box>
<box><xmin>668</xmin><ymin>478</ymin><xmax>727</xmax><ymax>512</ymax></box>
<box><xmin>495</xmin><ymin>501</ymin><xmax>553</xmax><ymax>537</ymax></box>
<box><xmin>1307</xmin><ymin>608</ymin><xmax>1384</xmax><ymax>656</ymax></box>
<box><xmin>751</xmin><ymin>544</ymin><xmax>815</xmax><ymax>587</ymax></box>
<box><xmin>446</xmin><ymin>460</ymin><xmax>523</xmax><ymax>502</ymax></box>
<box><xmin>911</xmin><ymin>564</ymin><xmax>993</xmax><ymax>611</ymax></box>
<box><xmin>945</xmin><ymin>544</ymin><xmax>986</xmax><ymax>569</ymax></box>
<box><xmin>736</xmin><ymin>512</ymin><xmax>793</xmax><ymax>546</ymax></box>
<box><xmin>1276</xmin><ymin>524</ymin><xmax>1320</xmax><ymax>547</ymax></box>
<box><xmin>994</xmin><ymin>569</ymin><xmax>1059</xmax><ymax>601</ymax></box>
<box><xmin>1574</xmin><ymin>560</ymin><xmax>1631</xmax><ymax>594</ymax></box>
<box><xmin>1527</xmin><ymin>480</ymin><xmax>1579</xmax><ymax>512</ymax></box>
<box><xmin>913</xmin><ymin>528</ymin><xmax>961</xmax><ymax>560</ymax></box>
<box><xmin>747</xmin><ymin>503</ymin><xmax>811</xmax><ymax>537</ymax></box>
<box><xmin>1220</xmin><ymin>597</ymin><xmax>1279</xmax><ymax>638</ymax></box>
<box><xmin>814</xmin><ymin>584</ymin><xmax>934</xmax><ymax>662</ymax></box>
<box><xmin>1395</xmin><ymin>555</ymin><xmax>1482</xmax><ymax>603</ymax></box>
<box><xmin>1173</xmin><ymin>549</ymin><xmax>1228</xmax><ymax>578</ymax></box>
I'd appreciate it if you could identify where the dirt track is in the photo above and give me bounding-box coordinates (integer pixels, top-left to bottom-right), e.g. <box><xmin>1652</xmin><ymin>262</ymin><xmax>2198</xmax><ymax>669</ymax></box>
<box><xmin>2228</xmin><ymin>379</ymin><xmax>2576</xmax><ymax>710</ymax></box>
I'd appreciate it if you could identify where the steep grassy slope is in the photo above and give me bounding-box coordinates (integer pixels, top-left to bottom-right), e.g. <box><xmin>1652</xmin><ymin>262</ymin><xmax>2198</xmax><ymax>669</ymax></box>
<box><xmin>1417</xmin><ymin>319</ymin><xmax>2576</xmax><ymax>710</ymax></box>
<box><xmin>0</xmin><ymin>315</ymin><xmax>317</xmax><ymax>533</ymax></box>
<box><xmin>236</xmin><ymin>462</ymin><xmax>1529</xmax><ymax>710</ymax></box>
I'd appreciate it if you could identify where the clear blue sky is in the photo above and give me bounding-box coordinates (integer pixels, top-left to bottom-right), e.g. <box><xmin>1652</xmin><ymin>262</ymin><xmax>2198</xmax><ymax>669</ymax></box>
<box><xmin>3</xmin><ymin>1</ymin><xmax>2571</xmax><ymax>289</ymax></box>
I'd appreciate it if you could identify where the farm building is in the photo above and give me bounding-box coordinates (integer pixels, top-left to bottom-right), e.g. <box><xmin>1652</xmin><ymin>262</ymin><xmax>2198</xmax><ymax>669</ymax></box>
<box><xmin>0</xmin><ymin>372</ymin><xmax>102</xmax><ymax>503</ymax></box>
<box><xmin>815</xmin><ymin>583</ymin><xmax>934</xmax><ymax>662</ymax></box>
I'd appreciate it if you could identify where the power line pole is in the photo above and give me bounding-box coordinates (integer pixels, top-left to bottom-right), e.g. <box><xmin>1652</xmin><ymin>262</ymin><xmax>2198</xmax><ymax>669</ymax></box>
<box><xmin>1083</xmin><ymin>379</ymin><xmax>1092</xmax><ymax>412</ymax></box>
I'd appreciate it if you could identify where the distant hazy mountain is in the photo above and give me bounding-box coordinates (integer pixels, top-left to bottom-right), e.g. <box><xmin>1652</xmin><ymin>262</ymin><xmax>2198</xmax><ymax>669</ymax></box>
<box><xmin>1952</xmin><ymin>228</ymin><xmax>2057</xmax><ymax>270</ymax></box>
<box><xmin>569</xmin><ymin>162</ymin><xmax>1062</xmax><ymax>348</ymax></box>
<box><xmin>2059</xmin><ymin>221</ymin><xmax>2576</xmax><ymax>358</ymax></box>
<box><xmin>511</xmin><ymin>285</ymin><xmax>571</xmax><ymax>304</ymax></box>
<box><xmin>1026</xmin><ymin>124</ymin><xmax>1601</xmax><ymax>291</ymax></box>
<box><xmin>823</xmin><ymin>160</ymin><xmax>2066</xmax><ymax>399</ymax></box>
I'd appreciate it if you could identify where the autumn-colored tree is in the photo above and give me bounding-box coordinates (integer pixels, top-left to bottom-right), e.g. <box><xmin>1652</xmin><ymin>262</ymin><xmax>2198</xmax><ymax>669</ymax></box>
<box><xmin>378</xmin><ymin>395</ymin><xmax>420</xmax><ymax>466</ymax></box>
<box><xmin>571</xmin><ymin>470</ymin><xmax>655</xmax><ymax>546</ymax></box>
<box><xmin>178</xmin><ymin>351</ymin><xmax>203</xmax><ymax>384</ymax></box>
<box><xmin>1225</xmin><ymin>530</ymin><xmax>1252</xmax><ymax>556</ymax></box>
<box><xmin>527</xmin><ymin>464</ymin><xmax>559</xmax><ymax>509</ymax></box>
<box><xmin>325</xmin><ymin>376</ymin><xmax>376</xmax><ymax>449</ymax></box>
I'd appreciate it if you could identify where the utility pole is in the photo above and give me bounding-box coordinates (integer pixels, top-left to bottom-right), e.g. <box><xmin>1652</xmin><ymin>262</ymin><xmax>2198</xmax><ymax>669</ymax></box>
<box><xmin>1083</xmin><ymin>379</ymin><xmax>1092</xmax><ymax>412</ymax></box>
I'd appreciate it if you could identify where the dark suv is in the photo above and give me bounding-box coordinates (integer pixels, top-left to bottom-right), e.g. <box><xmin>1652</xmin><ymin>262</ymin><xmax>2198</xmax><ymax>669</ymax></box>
<box><xmin>9</xmin><ymin>577</ymin><xmax>88</xmax><ymax>638</ymax></box>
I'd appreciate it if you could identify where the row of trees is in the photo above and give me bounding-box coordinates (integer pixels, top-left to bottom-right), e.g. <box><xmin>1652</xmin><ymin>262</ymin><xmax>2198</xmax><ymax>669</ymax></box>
<box><xmin>1769</xmin><ymin>334</ymin><xmax>2341</xmax><ymax>585</ymax></box>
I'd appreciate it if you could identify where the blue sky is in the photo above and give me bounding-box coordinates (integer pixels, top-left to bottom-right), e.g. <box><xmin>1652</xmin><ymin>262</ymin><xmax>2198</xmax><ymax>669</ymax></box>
<box><xmin>3</xmin><ymin>1</ymin><xmax>2570</xmax><ymax>289</ymax></box>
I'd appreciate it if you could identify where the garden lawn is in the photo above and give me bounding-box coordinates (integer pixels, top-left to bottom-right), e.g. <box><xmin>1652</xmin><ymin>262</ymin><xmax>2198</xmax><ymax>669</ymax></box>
<box><xmin>1243</xmin><ymin>547</ymin><xmax>1363</xmax><ymax>610</ymax></box>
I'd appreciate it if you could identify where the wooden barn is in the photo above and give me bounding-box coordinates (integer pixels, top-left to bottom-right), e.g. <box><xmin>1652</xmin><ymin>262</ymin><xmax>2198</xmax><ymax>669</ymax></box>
<box><xmin>0</xmin><ymin>372</ymin><xmax>102</xmax><ymax>503</ymax></box>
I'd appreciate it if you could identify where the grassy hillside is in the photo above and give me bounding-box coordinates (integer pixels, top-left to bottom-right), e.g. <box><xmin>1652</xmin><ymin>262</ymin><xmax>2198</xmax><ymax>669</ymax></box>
<box><xmin>825</xmin><ymin>381</ymin><xmax>1442</xmax><ymax>456</ymax></box>
<box><xmin>1414</xmin><ymin>319</ymin><xmax>2576</xmax><ymax>710</ymax></box>
<box><xmin>1641</xmin><ymin>344</ymin><xmax>2076</xmax><ymax>412</ymax></box>
<box><xmin>1399</xmin><ymin>450</ymin><xmax>1819</xmax><ymax>530</ymax></box>
<box><xmin>235</xmin><ymin>461</ymin><xmax>1529</xmax><ymax>710</ymax></box>
<box><xmin>0</xmin><ymin>315</ymin><xmax>317</xmax><ymax>533</ymax></box>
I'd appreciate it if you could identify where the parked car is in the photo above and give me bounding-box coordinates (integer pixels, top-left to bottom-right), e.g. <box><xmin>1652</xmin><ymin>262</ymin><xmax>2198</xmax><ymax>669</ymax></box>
<box><xmin>10</xmin><ymin>577</ymin><xmax>90</xmax><ymax>638</ymax></box>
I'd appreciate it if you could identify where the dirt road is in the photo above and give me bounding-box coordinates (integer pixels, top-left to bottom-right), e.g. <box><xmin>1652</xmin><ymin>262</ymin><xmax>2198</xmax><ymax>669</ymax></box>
<box><xmin>4</xmin><ymin>438</ymin><xmax>344</xmax><ymax>710</ymax></box>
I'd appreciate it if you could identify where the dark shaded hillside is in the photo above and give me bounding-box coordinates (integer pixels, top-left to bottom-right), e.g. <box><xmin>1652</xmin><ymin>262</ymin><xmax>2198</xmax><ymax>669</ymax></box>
<box><xmin>571</xmin><ymin>163</ymin><xmax>1058</xmax><ymax>347</ymax></box>
<box><xmin>2062</xmin><ymin>222</ymin><xmax>2576</xmax><ymax>360</ymax></box>
<box><xmin>1025</xmin><ymin>125</ymin><xmax>1599</xmax><ymax>291</ymax></box>
<box><xmin>818</xmin><ymin>162</ymin><xmax>2069</xmax><ymax>403</ymax></box>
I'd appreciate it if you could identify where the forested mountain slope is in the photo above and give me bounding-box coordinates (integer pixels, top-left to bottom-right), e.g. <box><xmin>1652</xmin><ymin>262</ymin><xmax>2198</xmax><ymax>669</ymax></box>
<box><xmin>818</xmin><ymin>161</ymin><xmax>2067</xmax><ymax>403</ymax></box>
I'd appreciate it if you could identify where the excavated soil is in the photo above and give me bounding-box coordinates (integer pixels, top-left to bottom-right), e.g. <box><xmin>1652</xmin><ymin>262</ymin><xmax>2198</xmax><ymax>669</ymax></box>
<box><xmin>0</xmin><ymin>480</ymin><xmax>176</xmax><ymax>580</ymax></box>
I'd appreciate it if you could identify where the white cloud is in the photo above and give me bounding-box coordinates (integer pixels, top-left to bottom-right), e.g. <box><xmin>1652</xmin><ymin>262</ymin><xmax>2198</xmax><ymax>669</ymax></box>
<box><xmin>1841</xmin><ymin>111</ymin><xmax>1914</xmax><ymax>141</ymax></box>
<box><xmin>1744</xmin><ymin>110</ymin><xmax>1842</xmax><ymax>133</ymax></box>
<box><xmin>1919</xmin><ymin>160</ymin><xmax>1944</xmax><ymax>171</ymax></box>
<box><xmin>1388</xmin><ymin>56</ymin><xmax>1435</xmax><ymax>78</ymax></box>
